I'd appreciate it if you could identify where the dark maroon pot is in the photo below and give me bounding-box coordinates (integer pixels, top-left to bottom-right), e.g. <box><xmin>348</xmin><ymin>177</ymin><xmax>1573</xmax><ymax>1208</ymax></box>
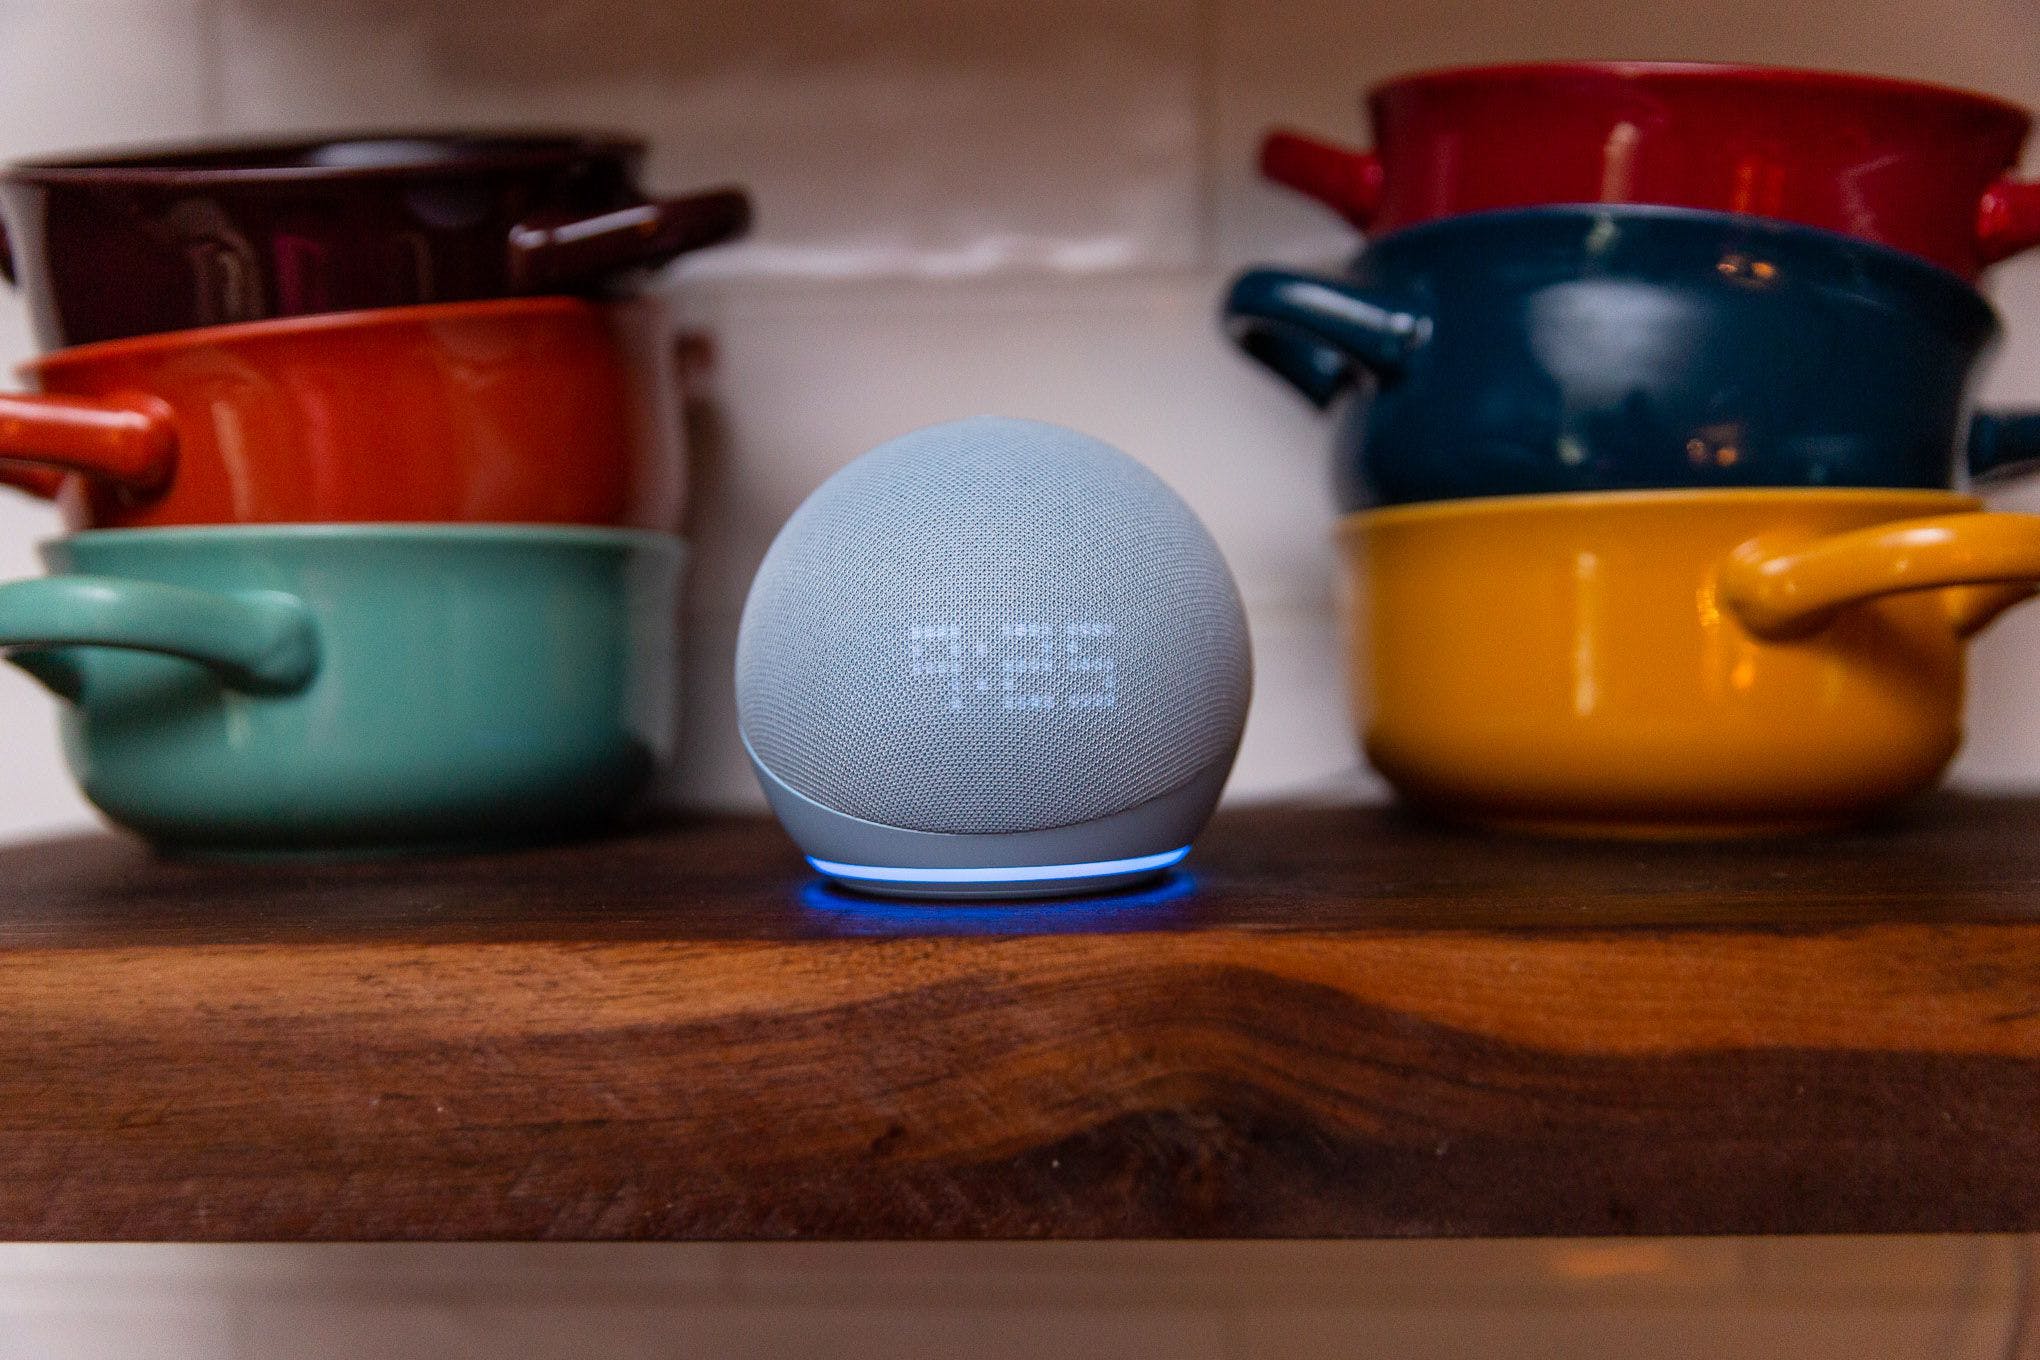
<box><xmin>0</xmin><ymin>131</ymin><xmax>752</xmax><ymax>349</ymax></box>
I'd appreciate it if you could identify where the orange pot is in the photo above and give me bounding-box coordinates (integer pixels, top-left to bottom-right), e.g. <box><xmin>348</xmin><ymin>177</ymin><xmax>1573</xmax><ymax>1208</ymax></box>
<box><xmin>0</xmin><ymin>297</ymin><xmax>669</xmax><ymax>530</ymax></box>
<box><xmin>1343</xmin><ymin>489</ymin><xmax>2040</xmax><ymax>837</ymax></box>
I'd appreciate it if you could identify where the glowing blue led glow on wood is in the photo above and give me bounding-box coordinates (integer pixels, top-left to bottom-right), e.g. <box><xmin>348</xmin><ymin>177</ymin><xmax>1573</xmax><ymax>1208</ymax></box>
<box><xmin>807</xmin><ymin>845</ymin><xmax>1190</xmax><ymax>885</ymax></box>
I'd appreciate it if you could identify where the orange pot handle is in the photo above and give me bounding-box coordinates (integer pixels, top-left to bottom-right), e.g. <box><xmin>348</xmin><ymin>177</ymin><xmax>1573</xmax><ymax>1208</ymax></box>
<box><xmin>0</xmin><ymin>463</ymin><xmax>66</xmax><ymax>499</ymax></box>
<box><xmin>1719</xmin><ymin>512</ymin><xmax>2040</xmax><ymax>641</ymax></box>
<box><xmin>0</xmin><ymin>392</ymin><xmax>177</xmax><ymax>502</ymax></box>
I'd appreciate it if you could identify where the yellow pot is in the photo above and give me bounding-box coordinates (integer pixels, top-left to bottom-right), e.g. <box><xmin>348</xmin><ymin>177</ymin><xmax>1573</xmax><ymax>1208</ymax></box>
<box><xmin>1341</xmin><ymin>489</ymin><xmax>2040</xmax><ymax>837</ymax></box>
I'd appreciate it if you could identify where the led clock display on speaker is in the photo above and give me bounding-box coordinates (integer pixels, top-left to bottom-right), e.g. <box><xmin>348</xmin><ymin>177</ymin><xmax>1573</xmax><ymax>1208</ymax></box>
<box><xmin>736</xmin><ymin>417</ymin><xmax>1251</xmax><ymax>900</ymax></box>
<box><xmin>908</xmin><ymin>621</ymin><xmax>1118</xmax><ymax>715</ymax></box>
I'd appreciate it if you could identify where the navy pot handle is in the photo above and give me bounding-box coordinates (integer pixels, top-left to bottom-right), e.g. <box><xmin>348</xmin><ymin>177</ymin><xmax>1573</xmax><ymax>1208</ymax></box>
<box><xmin>1230</xmin><ymin>321</ymin><xmax>1355</xmax><ymax>409</ymax></box>
<box><xmin>1222</xmin><ymin>268</ymin><xmax>1427</xmax><ymax>406</ymax></box>
<box><xmin>1970</xmin><ymin>410</ymin><xmax>2040</xmax><ymax>484</ymax></box>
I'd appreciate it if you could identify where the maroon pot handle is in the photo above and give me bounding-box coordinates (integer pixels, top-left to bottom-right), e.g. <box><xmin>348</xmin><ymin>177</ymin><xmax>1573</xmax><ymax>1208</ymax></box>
<box><xmin>506</xmin><ymin>185</ymin><xmax>751</xmax><ymax>291</ymax></box>
<box><xmin>1259</xmin><ymin>129</ymin><xmax>1383</xmax><ymax>229</ymax></box>
<box><xmin>1977</xmin><ymin>176</ymin><xmax>2040</xmax><ymax>266</ymax></box>
<box><xmin>0</xmin><ymin>392</ymin><xmax>178</xmax><ymax>501</ymax></box>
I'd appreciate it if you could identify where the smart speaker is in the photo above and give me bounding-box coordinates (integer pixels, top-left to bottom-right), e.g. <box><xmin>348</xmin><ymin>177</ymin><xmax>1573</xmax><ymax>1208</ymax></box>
<box><xmin>736</xmin><ymin>416</ymin><xmax>1252</xmax><ymax>900</ymax></box>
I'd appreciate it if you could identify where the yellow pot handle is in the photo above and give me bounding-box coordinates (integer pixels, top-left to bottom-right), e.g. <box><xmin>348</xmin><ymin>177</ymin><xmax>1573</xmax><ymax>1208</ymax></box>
<box><xmin>1720</xmin><ymin>512</ymin><xmax>2040</xmax><ymax>641</ymax></box>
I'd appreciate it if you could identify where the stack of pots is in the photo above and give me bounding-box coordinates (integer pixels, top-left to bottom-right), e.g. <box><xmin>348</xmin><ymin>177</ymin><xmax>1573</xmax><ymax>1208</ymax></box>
<box><xmin>0</xmin><ymin>132</ymin><xmax>750</xmax><ymax>855</ymax></box>
<box><xmin>1225</xmin><ymin>62</ymin><xmax>2040</xmax><ymax>836</ymax></box>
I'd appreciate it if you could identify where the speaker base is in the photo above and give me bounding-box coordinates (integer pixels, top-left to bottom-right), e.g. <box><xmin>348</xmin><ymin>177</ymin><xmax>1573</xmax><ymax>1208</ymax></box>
<box><xmin>743</xmin><ymin>738</ymin><xmax>1234</xmax><ymax>903</ymax></box>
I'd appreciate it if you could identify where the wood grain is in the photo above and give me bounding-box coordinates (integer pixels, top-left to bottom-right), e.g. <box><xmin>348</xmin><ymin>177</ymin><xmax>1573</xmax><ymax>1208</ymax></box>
<box><xmin>6</xmin><ymin>797</ymin><xmax>2040</xmax><ymax>1239</ymax></box>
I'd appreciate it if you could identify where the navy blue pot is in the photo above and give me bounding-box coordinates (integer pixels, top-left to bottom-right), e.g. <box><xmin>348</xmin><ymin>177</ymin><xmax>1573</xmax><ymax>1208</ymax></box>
<box><xmin>1223</xmin><ymin>205</ymin><xmax>2040</xmax><ymax>508</ymax></box>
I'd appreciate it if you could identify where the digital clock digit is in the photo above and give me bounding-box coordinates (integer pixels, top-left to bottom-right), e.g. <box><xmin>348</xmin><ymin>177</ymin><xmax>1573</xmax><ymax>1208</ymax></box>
<box><xmin>908</xmin><ymin>621</ymin><xmax>1118</xmax><ymax>715</ymax></box>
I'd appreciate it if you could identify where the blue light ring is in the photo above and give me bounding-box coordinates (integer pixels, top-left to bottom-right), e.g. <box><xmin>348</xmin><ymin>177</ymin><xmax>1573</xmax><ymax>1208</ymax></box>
<box><xmin>807</xmin><ymin>845</ymin><xmax>1190</xmax><ymax>885</ymax></box>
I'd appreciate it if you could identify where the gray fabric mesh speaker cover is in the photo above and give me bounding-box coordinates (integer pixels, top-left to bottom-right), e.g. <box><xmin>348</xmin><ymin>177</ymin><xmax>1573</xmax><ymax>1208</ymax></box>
<box><xmin>736</xmin><ymin>416</ymin><xmax>1252</xmax><ymax>836</ymax></box>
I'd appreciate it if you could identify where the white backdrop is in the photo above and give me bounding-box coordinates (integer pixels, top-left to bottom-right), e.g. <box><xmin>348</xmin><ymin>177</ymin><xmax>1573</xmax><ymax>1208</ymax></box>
<box><xmin>4</xmin><ymin>0</ymin><xmax>2040</xmax><ymax>846</ymax></box>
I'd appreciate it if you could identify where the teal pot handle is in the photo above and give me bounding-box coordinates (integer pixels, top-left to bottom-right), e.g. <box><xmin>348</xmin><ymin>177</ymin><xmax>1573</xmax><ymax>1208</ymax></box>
<box><xmin>0</xmin><ymin>576</ymin><xmax>318</xmax><ymax>695</ymax></box>
<box><xmin>1222</xmin><ymin>268</ymin><xmax>1428</xmax><ymax>405</ymax></box>
<box><xmin>1969</xmin><ymin>410</ymin><xmax>2040</xmax><ymax>484</ymax></box>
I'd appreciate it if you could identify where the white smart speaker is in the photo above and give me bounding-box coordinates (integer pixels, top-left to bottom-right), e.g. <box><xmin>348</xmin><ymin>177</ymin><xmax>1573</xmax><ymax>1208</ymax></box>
<box><xmin>735</xmin><ymin>416</ymin><xmax>1252</xmax><ymax>900</ymax></box>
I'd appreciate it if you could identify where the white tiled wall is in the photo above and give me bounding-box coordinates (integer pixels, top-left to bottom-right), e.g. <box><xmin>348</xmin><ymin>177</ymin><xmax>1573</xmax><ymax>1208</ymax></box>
<box><xmin>5</xmin><ymin>0</ymin><xmax>2040</xmax><ymax>837</ymax></box>
<box><xmin>5</xmin><ymin>0</ymin><xmax>2040</xmax><ymax>1353</ymax></box>
<box><xmin>0</xmin><ymin>0</ymin><xmax>217</xmax><ymax>842</ymax></box>
<box><xmin>0</xmin><ymin>1238</ymin><xmax>2027</xmax><ymax>1360</ymax></box>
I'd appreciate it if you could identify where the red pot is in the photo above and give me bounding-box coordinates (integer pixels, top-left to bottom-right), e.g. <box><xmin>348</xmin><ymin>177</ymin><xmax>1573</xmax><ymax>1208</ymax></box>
<box><xmin>1262</xmin><ymin>61</ymin><xmax>2040</xmax><ymax>279</ymax></box>
<box><xmin>0</xmin><ymin>298</ymin><xmax>670</xmax><ymax>531</ymax></box>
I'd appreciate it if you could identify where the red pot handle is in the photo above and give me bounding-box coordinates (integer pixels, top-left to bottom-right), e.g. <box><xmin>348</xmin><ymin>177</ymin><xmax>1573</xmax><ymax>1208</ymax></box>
<box><xmin>1977</xmin><ymin>177</ymin><xmax>2040</xmax><ymax>266</ymax></box>
<box><xmin>0</xmin><ymin>392</ymin><xmax>177</xmax><ymax>501</ymax></box>
<box><xmin>1259</xmin><ymin>128</ymin><xmax>1384</xmax><ymax>229</ymax></box>
<box><xmin>506</xmin><ymin>185</ymin><xmax>752</xmax><ymax>292</ymax></box>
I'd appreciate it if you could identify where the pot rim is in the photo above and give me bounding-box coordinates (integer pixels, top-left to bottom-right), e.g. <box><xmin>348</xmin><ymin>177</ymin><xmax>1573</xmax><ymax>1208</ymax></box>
<box><xmin>1349</xmin><ymin>203</ymin><xmax>1999</xmax><ymax>328</ymax></box>
<box><xmin>20</xmin><ymin>295</ymin><xmax>601</xmax><ymax>376</ymax></box>
<box><xmin>1366</xmin><ymin>60</ymin><xmax>2032</xmax><ymax>130</ymax></box>
<box><xmin>46</xmin><ymin>521</ymin><xmax>687</xmax><ymax>555</ymax></box>
<box><xmin>2</xmin><ymin>128</ymin><xmax>648</xmax><ymax>187</ymax></box>
<box><xmin>1339</xmin><ymin>487</ymin><xmax>1982</xmax><ymax>534</ymax></box>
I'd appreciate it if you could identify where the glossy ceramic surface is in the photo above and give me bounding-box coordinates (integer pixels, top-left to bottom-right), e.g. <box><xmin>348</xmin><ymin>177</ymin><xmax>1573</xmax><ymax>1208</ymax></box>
<box><xmin>0</xmin><ymin>298</ymin><xmax>669</xmax><ymax>531</ymax></box>
<box><xmin>1345</xmin><ymin>489</ymin><xmax>2040</xmax><ymax>836</ymax></box>
<box><xmin>0</xmin><ymin>131</ymin><xmax>751</xmax><ymax>348</ymax></box>
<box><xmin>1261</xmin><ymin>61</ymin><xmax>2040</xmax><ymax>279</ymax></box>
<box><xmin>0</xmin><ymin>525</ymin><xmax>682</xmax><ymax>855</ymax></box>
<box><xmin>1225</xmin><ymin>206</ymin><xmax>2040</xmax><ymax>508</ymax></box>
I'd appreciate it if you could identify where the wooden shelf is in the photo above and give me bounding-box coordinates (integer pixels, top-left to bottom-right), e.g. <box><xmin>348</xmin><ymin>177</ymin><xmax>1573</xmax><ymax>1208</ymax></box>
<box><xmin>6</xmin><ymin>797</ymin><xmax>2040</xmax><ymax>1240</ymax></box>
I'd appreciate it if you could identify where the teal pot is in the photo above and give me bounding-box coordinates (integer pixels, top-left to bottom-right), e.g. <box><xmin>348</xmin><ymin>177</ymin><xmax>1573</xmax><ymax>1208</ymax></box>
<box><xmin>0</xmin><ymin>524</ymin><xmax>682</xmax><ymax>856</ymax></box>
